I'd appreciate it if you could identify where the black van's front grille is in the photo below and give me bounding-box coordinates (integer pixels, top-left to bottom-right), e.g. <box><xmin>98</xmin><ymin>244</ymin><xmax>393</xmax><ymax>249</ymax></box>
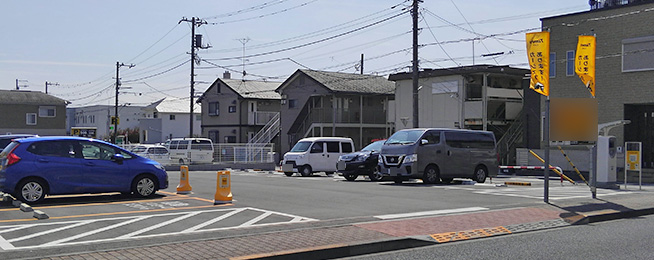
<box><xmin>383</xmin><ymin>155</ymin><xmax>404</xmax><ymax>166</ymax></box>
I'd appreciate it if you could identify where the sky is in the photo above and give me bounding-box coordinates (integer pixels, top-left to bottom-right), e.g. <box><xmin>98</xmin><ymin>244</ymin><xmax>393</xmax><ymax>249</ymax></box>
<box><xmin>0</xmin><ymin>0</ymin><xmax>590</xmax><ymax>108</ymax></box>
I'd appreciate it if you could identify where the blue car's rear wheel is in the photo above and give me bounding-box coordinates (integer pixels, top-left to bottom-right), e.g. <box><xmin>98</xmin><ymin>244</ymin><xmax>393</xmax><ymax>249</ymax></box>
<box><xmin>16</xmin><ymin>178</ymin><xmax>47</xmax><ymax>203</ymax></box>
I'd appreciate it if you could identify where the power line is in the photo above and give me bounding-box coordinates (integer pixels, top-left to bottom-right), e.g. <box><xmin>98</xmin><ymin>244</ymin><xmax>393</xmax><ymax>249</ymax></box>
<box><xmin>208</xmin><ymin>0</ymin><xmax>320</xmax><ymax>25</ymax></box>
<box><xmin>209</xmin><ymin>10</ymin><xmax>409</xmax><ymax>61</ymax></box>
<box><xmin>205</xmin><ymin>1</ymin><xmax>408</xmax><ymax>54</ymax></box>
<box><xmin>203</xmin><ymin>0</ymin><xmax>293</xmax><ymax>20</ymax></box>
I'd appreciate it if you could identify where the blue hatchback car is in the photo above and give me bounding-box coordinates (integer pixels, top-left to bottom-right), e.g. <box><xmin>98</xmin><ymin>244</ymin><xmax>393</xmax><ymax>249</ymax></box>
<box><xmin>0</xmin><ymin>136</ymin><xmax>168</xmax><ymax>203</ymax></box>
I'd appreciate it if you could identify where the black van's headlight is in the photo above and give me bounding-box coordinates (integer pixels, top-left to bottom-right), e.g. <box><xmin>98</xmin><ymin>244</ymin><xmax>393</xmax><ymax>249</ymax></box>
<box><xmin>404</xmin><ymin>154</ymin><xmax>418</xmax><ymax>163</ymax></box>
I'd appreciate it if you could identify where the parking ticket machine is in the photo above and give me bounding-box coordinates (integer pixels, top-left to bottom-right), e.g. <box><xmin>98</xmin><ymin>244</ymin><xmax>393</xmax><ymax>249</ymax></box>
<box><xmin>596</xmin><ymin>136</ymin><xmax>618</xmax><ymax>188</ymax></box>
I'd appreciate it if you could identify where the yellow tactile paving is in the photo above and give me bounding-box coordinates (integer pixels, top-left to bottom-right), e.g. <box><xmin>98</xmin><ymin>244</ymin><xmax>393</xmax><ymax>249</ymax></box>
<box><xmin>430</xmin><ymin>226</ymin><xmax>511</xmax><ymax>243</ymax></box>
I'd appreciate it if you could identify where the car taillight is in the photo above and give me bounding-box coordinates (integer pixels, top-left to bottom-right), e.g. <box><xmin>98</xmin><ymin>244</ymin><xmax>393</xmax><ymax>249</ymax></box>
<box><xmin>7</xmin><ymin>152</ymin><xmax>21</xmax><ymax>166</ymax></box>
<box><xmin>6</xmin><ymin>144</ymin><xmax>21</xmax><ymax>166</ymax></box>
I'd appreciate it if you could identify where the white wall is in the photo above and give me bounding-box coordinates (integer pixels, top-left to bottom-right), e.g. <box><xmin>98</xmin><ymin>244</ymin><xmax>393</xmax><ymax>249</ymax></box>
<box><xmin>161</xmin><ymin>112</ymin><xmax>201</xmax><ymax>139</ymax></box>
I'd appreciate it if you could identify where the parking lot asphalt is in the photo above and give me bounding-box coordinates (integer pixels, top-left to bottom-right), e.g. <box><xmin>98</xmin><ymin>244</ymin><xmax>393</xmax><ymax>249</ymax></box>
<box><xmin>1</xmin><ymin>173</ymin><xmax>653</xmax><ymax>260</ymax></box>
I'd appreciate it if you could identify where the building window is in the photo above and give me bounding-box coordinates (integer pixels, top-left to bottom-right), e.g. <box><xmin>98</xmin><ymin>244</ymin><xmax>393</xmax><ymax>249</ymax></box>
<box><xmin>229</xmin><ymin>106</ymin><xmax>236</xmax><ymax>113</ymax></box>
<box><xmin>169</xmin><ymin>115</ymin><xmax>176</xmax><ymax>120</ymax></box>
<box><xmin>623</xmin><ymin>36</ymin><xmax>654</xmax><ymax>72</ymax></box>
<box><xmin>209</xmin><ymin>102</ymin><xmax>219</xmax><ymax>116</ymax></box>
<box><xmin>289</xmin><ymin>99</ymin><xmax>297</xmax><ymax>109</ymax></box>
<box><xmin>39</xmin><ymin>106</ymin><xmax>56</xmax><ymax>117</ymax></box>
<box><xmin>216</xmin><ymin>83</ymin><xmax>221</xmax><ymax>93</ymax></box>
<box><xmin>26</xmin><ymin>113</ymin><xmax>37</xmax><ymax>125</ymax></box>
<box><xmin>566</xmin><ymin>50</ymin><xmax>575</xmax><ymax>76</ymax></box>
<box><xmin>550</xmin><ymin>52</ymin><xmax>556</xmax><ymax>78</ymax></box>
<box><xmin>209</xmin><ymin>130</ymin><xmax>219</xmax><ymax>143</ymax></box>
<box><xmin>224</xmin><ymin>136</ymin><xmax>236</xmax><ymax>143</ymax></box>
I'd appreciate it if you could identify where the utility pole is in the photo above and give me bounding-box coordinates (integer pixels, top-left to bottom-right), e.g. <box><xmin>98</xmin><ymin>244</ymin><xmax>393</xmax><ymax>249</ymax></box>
<box><xmin>360</xmin><ymin>54</ymin><xmax>364</xmax><ymax>74</ymax></box>
<box><xmin>113</xmin><ymin>62</ymin><xmax>135</xmax><ymax>144</ymax></box>
<box><xmin>412</xmin><ymin>0</ymin><xmax>421</xmax><ymax>128</ymax></box>
<box><xmin>45</xmin><ymin>81</ymin><xmax>59</xmax><ymax>94</ymax></box>
<box><xmin>180</xmin><ymin>17</ymin><xmax>209</xmax><ymax>138</ymax></box>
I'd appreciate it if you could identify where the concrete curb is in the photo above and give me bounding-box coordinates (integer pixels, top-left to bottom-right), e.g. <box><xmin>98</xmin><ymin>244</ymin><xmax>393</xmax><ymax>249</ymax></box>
<box><xmin>234</xmin><ymin>238</ymin><xmax>436</xmax><ymax>260</ymax></box>
<box><xmin>563</xmin><ymin>207</ymin><xmax>654</xmax><ymax>225</ymax></box>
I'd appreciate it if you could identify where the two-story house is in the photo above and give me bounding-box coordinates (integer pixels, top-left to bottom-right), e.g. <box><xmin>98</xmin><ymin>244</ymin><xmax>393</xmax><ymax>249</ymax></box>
<box><xmin>388</xmin><ymin>65</ymin><xmax>534</xmax><ymax>165</ymax></box>
<box><xmin>1</xmin><ymin>90</ymin><xmax>69</xmax><ymax>135</ymax></box>
<box><xmin>139</xmin><ymin>97</ymin><xmax>201</xmax><ymax>143</ymax></box>
<box><xmin>198</xmin><ymin>72</ymin><xmax>282</xmax><ymax>148</ymax></box>
<box><xmin>276</xmin><ymin>69</ymin><xmax>395</xmax><ymax>154</ymax></box>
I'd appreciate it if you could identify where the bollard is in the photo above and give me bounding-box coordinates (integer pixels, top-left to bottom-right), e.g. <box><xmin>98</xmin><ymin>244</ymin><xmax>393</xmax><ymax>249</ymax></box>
<box><xmin>214</xmin><ymin>171</ymin><xmax>233</xmax><ymax>205</ymax></box>
<box><xmin>176</xmin><ymin>165</ymin><xmax>192</xmax><ymax>194</ymax></box>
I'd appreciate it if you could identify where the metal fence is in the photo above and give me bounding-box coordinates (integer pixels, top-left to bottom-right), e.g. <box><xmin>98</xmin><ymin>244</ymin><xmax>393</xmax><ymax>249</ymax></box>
<box><xmin>120</xmin><ymin>143</ymin><xmax>275</xmax><ymax>164</ymax></box>
<box><xmin>213</xmin><ymin>143</ymin><xmax>275</xmax><ymax>163</ymax></box>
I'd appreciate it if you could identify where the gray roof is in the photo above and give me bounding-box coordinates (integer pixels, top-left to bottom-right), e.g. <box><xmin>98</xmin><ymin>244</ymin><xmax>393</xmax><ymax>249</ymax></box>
<box><xmin>0</xmin><ymin>90</ymin><xmax>69</xmax><ymax>105</ymax></box>
<box><xmin>388</xmin><ymin>65</ymin><xmax>529</xmax><ymax>81</ymax></box>
<box><xmin>146</xmin><ymin>97</ymin><xmax>199</xmax><ymax>113</ymax></box>
<box><xmin>222</xmin><ymin>79</ymin><xmax>281</xmax><ymax>100</ymax></box>
<box><xmin>297</xmin><ymin>69</ymin><xmax>394</xmax><ymax>94</ymax></box>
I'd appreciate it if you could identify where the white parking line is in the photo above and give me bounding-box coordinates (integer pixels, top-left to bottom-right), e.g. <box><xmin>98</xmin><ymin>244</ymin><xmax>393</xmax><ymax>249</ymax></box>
<box><xmin>374</xmin><ymin>207</ymin><xmax>489</xmax><ymax>220</ymax></box>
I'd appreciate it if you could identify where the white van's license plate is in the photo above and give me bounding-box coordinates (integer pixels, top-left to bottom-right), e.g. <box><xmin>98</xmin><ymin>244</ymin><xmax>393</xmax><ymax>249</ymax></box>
<box><xmin>282</xmin><ymin>164</ymin><xmax>294</xmax><ymax>172</ymax></box>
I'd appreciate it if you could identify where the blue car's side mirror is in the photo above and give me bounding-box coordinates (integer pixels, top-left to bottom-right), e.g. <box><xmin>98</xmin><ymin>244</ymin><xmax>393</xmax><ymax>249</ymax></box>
<box><xmin>112</xmin><ymin>153</ymin><xmax>125</xmax><ymax>164</ymax></box>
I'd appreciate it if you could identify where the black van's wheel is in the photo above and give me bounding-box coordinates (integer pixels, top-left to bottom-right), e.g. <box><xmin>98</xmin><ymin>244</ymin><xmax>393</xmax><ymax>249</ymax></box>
<box><xmin>284</xmin><ymin>172</ymin><xmax>294</xmax><ymax>177</ymax></box>
<box><xmin>369</xmin><ymin>167</ymin><xmax>383</xmax><ymax>182</ymax></box>
<box><xmin>300</xmin><ymin>165</ymin><xmax>312</xmax><ymax>177</ymax></box>
<box><xmin>16</xmin><ymin>178</ymin><xmax>47</xmax><ymax>203</ymax></box>
<box><xmin>423</xmin><ymin>165</ymin><xmax>440</xmax><ymax>184</ymax></box>
<box><xmin>393</xmin><ymin>177</ymin><xmax>403</xmax><ymax>184</ymax></box>
<box><xmin>343</xmin><ymin>173</ymin><xmax>357</xmax><ymax>181</ymax></box>
<box><xmin>473</xmin><ymin>166</ymin><xmax>488</xmax><ymax>183</ymax></box>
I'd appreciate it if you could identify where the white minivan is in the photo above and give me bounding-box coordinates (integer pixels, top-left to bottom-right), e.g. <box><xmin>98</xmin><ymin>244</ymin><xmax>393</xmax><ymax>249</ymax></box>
<box><xmin>167</xmin><ymin>138</ymin><xmax>214</xmax><ymax>165</ymax></box>
<box><xmin>282</xmin><ymin>137</ymin><xmax>354</xmax><ymax>177</ymax></box>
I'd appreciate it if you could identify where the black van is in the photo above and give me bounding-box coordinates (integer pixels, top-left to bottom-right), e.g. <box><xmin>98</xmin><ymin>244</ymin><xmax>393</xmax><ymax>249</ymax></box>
<box><xmin>378</xmin><ymin>128</ymin><xmax>498</xmax><ymax>184</ymax></box>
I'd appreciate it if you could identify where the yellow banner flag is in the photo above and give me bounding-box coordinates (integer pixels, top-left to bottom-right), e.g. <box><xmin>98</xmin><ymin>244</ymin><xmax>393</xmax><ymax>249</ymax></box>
<box><xmin>526</xmin><ymin>32</ymin><xmax>550</xmax><ymax>96</ymax></box>
<box><xmin>575</xmin><ymin>35</ymin><xmax>596</xmax><ymax>97</ymax></box>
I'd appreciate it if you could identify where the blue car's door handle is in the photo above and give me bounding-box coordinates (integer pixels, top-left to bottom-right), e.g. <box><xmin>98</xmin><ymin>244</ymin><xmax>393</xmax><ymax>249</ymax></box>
<box><xmin>84</xmin><ymin>162</ymin><xmax>95</xmax><ymax>166</ymax></box>
<box><xmin>37</xmin><ymin>159</ymin><xmax>49</xmax><ymax>163</ymax></box>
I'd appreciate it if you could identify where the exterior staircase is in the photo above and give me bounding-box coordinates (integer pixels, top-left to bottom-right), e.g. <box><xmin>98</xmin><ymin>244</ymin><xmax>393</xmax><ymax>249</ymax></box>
<box><xmin>246</xmin><ymin>112</ymin><xmax>280</xmax><ymax>161</ymax></box>
<box><xmin>497</xmin><ymin>109</ymin><xmax>525</xmax><ymax>166</ymax></box>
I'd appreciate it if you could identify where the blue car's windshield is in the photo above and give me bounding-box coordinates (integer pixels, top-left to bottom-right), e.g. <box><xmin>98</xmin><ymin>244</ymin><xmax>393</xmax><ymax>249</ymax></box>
<box><xmin>361</xmin><ymin>140</ymin><xmax>385</xmax><ymax>152</ymax></box>
<box><xmin>385</xmin><ymin>130</ymin><xmax>424</xmax><ymax>145</ymax></box>
<box><xmin>290</xmin><ymin>141</ymin><xmax>312</xmax><ymax>152</ymax></box>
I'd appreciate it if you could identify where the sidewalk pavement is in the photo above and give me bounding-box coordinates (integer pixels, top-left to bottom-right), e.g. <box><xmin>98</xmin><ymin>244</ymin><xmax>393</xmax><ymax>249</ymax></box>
<box><xmin>30</xmin><ymin>187</ymin><xmax>654</xmax><ymax>260</ymax></box>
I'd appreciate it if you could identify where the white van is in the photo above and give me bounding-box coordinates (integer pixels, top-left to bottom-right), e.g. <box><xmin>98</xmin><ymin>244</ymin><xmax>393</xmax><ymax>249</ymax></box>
<box><xmin>167</xmin><ymin>138</ymin><xmax>214</xmax><ymax>165</ymax></box>
<box><xmin>282</xmin><ymin>137</ymin><xmax>354</xmax><ymax>177</ymax></box>
<box><xmin>130</xmin><ymin>144</ymin><xmax>171</xmax><ymax>165</ymax></box>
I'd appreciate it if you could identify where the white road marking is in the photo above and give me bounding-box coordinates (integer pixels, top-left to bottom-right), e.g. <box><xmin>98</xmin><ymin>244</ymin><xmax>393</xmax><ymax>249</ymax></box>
<box><xmin>9</xmin><ymin>221</ymin><xmax>91</xmax><ymax>243</ymax></box>
<box><xmin>0</xmin><ymin>207</ymin><xmax>315</xmax><ymax>251</ymax></box>
<box><xmin>374</xmin><ymin>207</ymin><xmax>489</xmax><ymax>220</ymax></box>
<box><xmin>117</xmin><ymin>211</ymin><xmax>202</xmax><ymax>239</ymax></box>
<box><xmin>239</xmin><ymin>211</ymin><xmax>273</xmax><ymax>227</ymax></box>
<box><xmin>42</xmin><ymin>216</ymin><xmax>150</xmax><ymax>246</ymax></box>
<box><xmin>182</xmin><ymin>208</ymin><xmax>246</xmax><ymax>233</ymax></box>
<box><xmin>0</xmin><ymin>234</ymin><xmax>14</xmax><ymax>250</ymax></box>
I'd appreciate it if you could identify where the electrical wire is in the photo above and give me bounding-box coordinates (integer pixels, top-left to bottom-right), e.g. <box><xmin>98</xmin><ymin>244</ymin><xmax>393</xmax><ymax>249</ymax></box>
<box><xmin>208</xmin><ymin>0</ymin><xmax>320</xmax><ymax>25</ymax></box>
